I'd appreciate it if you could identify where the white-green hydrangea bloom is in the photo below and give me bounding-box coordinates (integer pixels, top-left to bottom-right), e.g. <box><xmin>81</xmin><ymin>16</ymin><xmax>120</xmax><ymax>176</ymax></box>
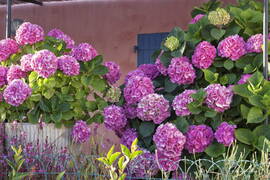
<box><xmin>208</xmin><ymin>8</ymin><xmax>230</xmax><ymax>26</ymax></box>
<box><xmin>164</xmin><ymin>36</ymin><xmax>180</xmax><ymax>51</ymax></box>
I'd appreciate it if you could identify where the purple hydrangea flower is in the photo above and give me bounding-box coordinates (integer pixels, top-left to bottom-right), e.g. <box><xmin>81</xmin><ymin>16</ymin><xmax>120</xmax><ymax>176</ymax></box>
<box><xmin>31</xmin><ymin>50</ymin><xmax>58</xmax><ymax>78</ymax></box>
<box><xmin>245</xmin><ymin>34</ymin><xmax>263</xmax><ymax>53</ymax></box>
<box><xmin>0</xmin><ymin>38</ymin><xmax>19</xmax><ymax>62</ymax></box>
<box><xmin>103</xmin><ymin>105</ymin><xmax>127</xmax><ymax>131</ymax></box>
<box><xmin>192</xmin><ymin>41</ymin><xmax>216</xmax><ymax>69</ymax></box>
<box><xmin>72</xmin><ymin>120</ymin><xmax>91</xmax><ymax>143</ymax></box>
<box><xmin>185</xmin><ymin>125</ymin><xmax>214</xmax><ymax>153</ymax></box>
<box><xmin>0</xmin><ymin>66</ymin><xmax>8</xmax><ymax>87</ymax></box>
<box><xmin>172</xmin><ymin>172</ymin><xmax>193</xmax><ymax>180</ymax></box>
<box><xmin>123</xmin><ymin>104</ymin><xmax>137</xmax><ymax>119</ymax></box>
<box><xmin>172</xmin><ymin>89</ymin><xmax>197</xmax><ymax>116</ymax></box>
<box><xmin>71</xmin><ymin>43</ymin><xmax>98</xmax><ymax>61</ymax></box>
<box><xmin>124</xmin><ymin>76</ymin><xmax>154</xmax><ymax>105</ymax></box>
<box><xmin>3</xmin><ymin>79</ymin><xmax>32</xmax><ymax>106</ymax></box>
<box><xmin>138</xmin><ymin>64</ymin><xmax>160</xmax><ymax>80</ymax></box>
<box><xmin>155</xmin><ymin>58</ymin><xmax>167</xmax><ymax>75</ymax></box>
<box><xmin>125</xmin><ymin>69</ymin><xmax>145</xmax><ymax>83</ymax></box>
<box><xmin>168</xmin><ymin>57</ymin><xmax>196</xmax><ymax>85</ymax></box>
<box><xmin>153</xmin><ymin>123</ymin><xmax>186</xmax><ymax>157</ymax></box>
<box><xmin>237</xmin><ymin>74</ymin><xmax>252</xmax><ymax>84</ymax></box>
<box><xmin>189</xmin><ymin>14</ymin><xmax>205</xmax><ymax>24</ymax></box>
<box><xmin>6</xmin><ymin>65</ymin><xmax>27</xmax><ymax>83</ymax></box>
<box><xmin>20</xmin><ymin>54</ymin><xmax>33</xmax><ymax>72</ymax></box>
<box><xmin>47</xmin><ymin>28</ymin><xmax>75</xmax><ymax>49</ymax></box>
<box><xmin>58</xmin><ymin>55</ymin><xmax>80</xmax><ymax>76</ymax></box>
<box><xmin>120</xmin><ymin>128</ymin><xmax>138</xmax><ymax>148</ymax></box>
<box><xmin>156</xmin><ymin>151</ymin><xmax>180</xmax><ymax>172</ymax></box>
<box><xmin>204</xmin><ymin>84</ymin><xmax>233</xmax><ymax>112</ymax></box>
<box><xmin>218</xmin><ymin>35</ymin><xmax>246</xmax><ymax>61</ymax></box>
<box><xmin>137</xmin><ymin>93</ymin><xmax>170</xmax><ymax>124</ymax></box>
<box><xmin>103</xmin><ymin>61</ymin><xmax>121</xmax><ymax>84</ymax></box>
<box><xmin>215</xmin><ymin>122</ymin><xmax>236</xmax><ymax>146</ymax></box>
<box><xmin>15</xmin><ymin>22</ymin><xmax>44</xmax><ymax>45</ymax></box>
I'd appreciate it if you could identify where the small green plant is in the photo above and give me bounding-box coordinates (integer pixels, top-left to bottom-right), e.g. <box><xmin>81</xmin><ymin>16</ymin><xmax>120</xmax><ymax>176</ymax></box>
<box><xmin>6</xmin><ymin>146</ymin><xmax>29</xmax><ymax>180</ymax></box>
<box><xmin>97</xmin><ymin>138</ymin><xmax>143</xmax><ymax>180</ymax></box>
<box><xmin>56</xmin><ymin>171</ymin><xmax>65</xmax><ymax>180</ymax></box>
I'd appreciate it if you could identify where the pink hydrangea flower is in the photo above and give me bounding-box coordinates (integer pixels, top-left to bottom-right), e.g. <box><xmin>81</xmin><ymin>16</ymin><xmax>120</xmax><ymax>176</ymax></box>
<box><xmin>31</xmin><ymin>50</ymin><xmax>58</xmax><ymax>78</ymax></box>
<box><xmin>103</xmin><ymin>105</ymin><xmax>127</xmax><ymax>131</ymax></box>
<box><xmin>189</xmin><ymin>14</ymin><xmax>205</xmax><ymax>24</ymax></box>
<box><xmin>71</xmin><ymin>43</ymin><xmax>98</xmax><ymax>61</ymax></box>
<box><xmin>58</xmin><ymin>55</ymin><xmax>80</xmax><ymax>76</ymax></box>
<box><xmin>47</xmin><ymin>28</ymin><xmax>75</xmax><ymax>49</ymax></box>
<box><xmin>125</xmin><ymin>69</ymin><xmax>145</xmax><ymax>83</ymax></box>
<box><xmin>0</xmin><ymin>66</ymin><xmax>8</xmax><ymax>87</ymax></box>
<box><xmin>0</xmin><ymin>38</ymin><xmax>19</xmax><ymax>62</ymax></box>
<box><xmin>124</xmin><ymin>76</ymin><xmax>154</xmax><ymax>105</ymax></box>
<box><xmin>218</xmin><ymin>35</ymin><xmax>246</xmax><ymax>61</ymax></box>
<box><xmin>153</xmin><ymin>123</ymin><xmax>186</xmax><ymax>157</ymax></box>
<box><xmin>120</xmin><ymin>128</ymin><xmax>138</xmax><ymax>148</ymax></box>
<box><xmin>72</xmin><ymin>120</ymin><xmax>91</xmax><ymax>143</ymax></box>
<box><xmin>245</xmin><ymin>34</ymin><xmax>263</xmax><ymax>53</ymax></box>
<box><xmin>237</xmin><ymin>74</ymin><xmax>252</xmax><ymax>84</ymax></box>
<box><xmin>20</xmin><ymin>54</ymin><xmax>33</xmax><ymax>72</ymax></box>
<box><xmin>168</xmin><ymin>57</ymin><xmax>196</xmax><ymax>85</ymax></box>
<box><xmin>6</xmin><ymin>65</ymin><xmax>27</xmax><ymax>83</ymax></box>
<box><xmin>123</xmin><ymin>104</ymin><xmax>137</xmax><ymax>119</ymax></box>
<box><xmin>138</xmin><ymin>64</ymin><xmax>160</xmax><ymax>80</ymax></box>
<box><xmin>204</xmin><ymin>84</ymin><xmax>233</xmax><ymax>112</ymax></box>
<box><xmin>137</xmin><ymin>93</ymin><xmax>170</xmax><ymax>124</ymax></box>
<box><xmin>172</xmin><ymin>89</ymin><xmax>197</xmax><ymax>116</ymax></box>
<box><xmin>192</xmin><ymin>41</ymin><xmax>216</xmax><ymax>69</ymax></box>
<box><xmin>155</xmin><ymin>58</ymin><xmax>167</xmax><ymax>75</ymax></box>
<box><xmin>15</xmin><ymin>22</ymin><xmax>44</xmax><ymax>45</ymax></box>
<box><xmin>215</xmin><ymin>122</ymin><xmax>236</xmax><ymax>146</ymax></box>
<box><xmin>103</xmin><ymin>61</ymin><xmax>121</xmax><ymax>84</ymax></box>
<box><xmin>185</xmin><ymin>125</ymin><xmax>214</xmax><ymax>153</ymax></box>
<box><xmin>156</xmin><ymin>151</ymin><xmax>180</xmax><ymax>172</ymax></box>
<box><xmin>3</xmin><ymin>79</ymin><xmax>32</xmax><ymax>106</ymax></box>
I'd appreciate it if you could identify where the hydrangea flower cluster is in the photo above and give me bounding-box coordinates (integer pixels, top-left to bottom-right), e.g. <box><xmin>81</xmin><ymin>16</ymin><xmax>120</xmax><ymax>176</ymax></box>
<box><xmin>72</xmin><ymin>120</ymin><xmax>91</xmax><ymax>143</ymax></box>
<box><xmin>185</xmin><ymin>125</ymin><xmax>214</xmax><ymax>153</ymax></box>
<box><xmin>192</xmin><ymin>41</ymin><xmax>216</xmax><ymax>69</ymax></box>
<box><xmin>138</xmin><ymin>64</ymin><xmax>160</xmax><ymax>80</ymax></box>
<box><xmin>120</xmin><ymin>128</ymin><xmax>138</xmax><ymax>148</ymax></box>
<box><xmin>124</xmin><ymin>76</ymin><xmax>154</xmax><ymax>105</ymax></box>
<box><xmin>103</xmin><ymin>105</ymin><xmax>127</xmax><ymax>131</ymax></box>
<box><xmin>47</xmin><ymin>28</ymin><xmax>75</xmax><ymax>49</ymax></box>
<box><xmin>245</xmin><ymin>34</ymin><xmax>263</xmax><ymax>53</ymax></box>
<box><xmin>57</xmin><ymin>55</ymin><xmax>80</xmax><ymax>76</ymax></box>
<box><xmin>71</xmin><ymin>43</ymin><xmax>98</xmax><ymax>61</ymax></box>
<box><xmin>0</xmin><ymin>39</ymin><xmax>19</xmax><ymax>62</ymax></box>
<box><xmin>125</xmin><ymin>69</ymin><xmax>145</xmax><ymax>83</ymax></box>
<box><xmin>167</xmin><ymin>57</ymin><xmax>196</xmax><ymax>85</ymax></box>
<box><xmin>189</xmin><ymin>14</ymin><xmax>205</xmax><ymax>24</ymax></box>
<box><xmin>31</xmin><ymin>50</ymin><xmax>58</xmax><ymax>78</ymax></box>
<box><xmin>215</xmin><ymin>122</ymin><xmax>236</xmax><ymax>146</ymax></box>
<box><xmin>0</xmin><ymin>66</ymin><xmax>8</xmax><ymax>87</ymax></box>
<box><xmin>3</xmin><ymin>79</ymin><xmax>32</xmax><ymax>106</ymax></box>
<box><xmin>204</xmin><ymin>84</ymin><xmax>233</xmax><ymax>112</ymax></box>
<box><xmin>208</xmin><ymin>8</ymin><xmax>230</xmax><ymax>26</ymax></box>
<box><xmin>15</xmin><ymin>22</ymin><xmax>44</xmax><ymax>45</ymax></box>
<box><xmin>155</xmin><ymin>58</ymin><xmax>167</xmax><ymax>75</ymax></box>
<box><xmin>123</xmin><ymin>104</ymin><xmax>137</xmax><ymax>119</ymax></box>
<box><xmin>6</xmin><ymin>65</ymin><xmax>27</xmax><ymax>83</ymax></box>
<box><xmin>103</xmin><ymin>61</ymin><xmax>121</xmax><ymax>84</ymax></box>
<box><xmin>137</xmin><ymin>93</ymin><xmax>170</xmax><ymax>124</ymax></box>
<box><xmin>238</xmin><ymin>74</ymin><xmax>252</xmax><ymax>84</ymax></box>
<box><xmin>20</xmin><ymin>54</ymin><xmax>33</xmax><ymax>72</ymax></box>
<box><xmin>105</xmin><ymin>86</ymin><xmax>121</xmax><ymax>103</ymax></box>
<box><xmin>156</xmin><ymin>151</ymin><xmax>180</xmax><ymax>172</ymax></box>
<box><xmin>218</xmin><ymin>35</ymin><xmax>246</xmax><ymax>61</ymax></box>
<box><xmin>172</xmin><ymin>89</ymin><xmax>197</xmax><ymax>116</ymax></box>
<box><xmin>164</xmin><ymin>36</ymin><xmax>179</xmax><ymax>51</ymax></box>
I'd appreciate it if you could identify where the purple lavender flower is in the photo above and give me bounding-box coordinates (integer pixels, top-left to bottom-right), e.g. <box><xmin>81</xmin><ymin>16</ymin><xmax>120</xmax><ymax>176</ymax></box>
<box><xmin>15</xmin><ymin>22</ymin><xmax>44</xmax><ymax>45</ymax></box>
<box><xmin>72</xmin><ymin>120</ymin><xmax>91</xmax><ymax>143</ymax></box>
<box><xmin>71</xmin><ymin>43</ymin><xmax>98</xmax><ymax>61</ymax></box>
<box><xmin>189</xmin><ymin>14</ymin><xmax>205</xmax><ymax>24</ymax></box>
<box><xmin>6</xmin><ymin>65</ymin><xmax>27</xmax><ymax>82</ymax></box>
<box><xmin>58</xmin><ymin>55</ymin><xmax>80</xmax><ymax>76</ymax></box>
<box><xmin>215</xmin><ymin>122</ymin><xmax>236</xmax><ymax>146</ymax></box>
<box><xmin>20</xmin><ymin>54</ymin><xmax>33</xmax><ymax>72</ymax></box>
<box><xmin>245</xmin><ymin>34</ymin><xmax>263</xmax><ymax>53</ymax></box>
<box><xmin>103</xmin><ymin>61</ymin><xmax>121</xmax><ymax>84</ymax></box>
<box><xmin>120</xmin><ymin>128</ymin><xmax>138</xmax><ymax>148</ymax></box>
<box><xmin>0</xmin><ymin>38</ymin><xmax>19</xmax><ymax>62</ymax></box>
<box><xmin>103</xmin><ymin>105</ymin><xmax>127</xmax><ymax>131</ymax></box>
<box><xmin>138</xmin><ymin>64</ymin><xmax>160</xmax><ymax>80</ymax></box>
<box><xmin>237</xmin><ymin>74</ymin><xmax>252</xmax><ymax>84</ymax></box>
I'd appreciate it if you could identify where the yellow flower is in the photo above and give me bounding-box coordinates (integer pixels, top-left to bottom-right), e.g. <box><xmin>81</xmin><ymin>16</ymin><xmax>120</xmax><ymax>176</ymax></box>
<box><xmin>208</xmin><ymin>8</ymin><xmax>230</xmax><ymax>26</ymax></box>
<box><xmin>164</xmin><ymin>36</ymin><xmax>179</xmax><ymax>51</ymax></box>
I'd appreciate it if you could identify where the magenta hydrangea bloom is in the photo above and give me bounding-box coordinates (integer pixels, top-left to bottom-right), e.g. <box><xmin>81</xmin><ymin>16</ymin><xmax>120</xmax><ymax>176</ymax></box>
<box><xmin>20</xmin><ymin>54</ymin><xmax>33</xmax><ymax>72</ymax></box>
<box><xmin>167</xmin><ymin>57</ymin><xmax>196</xmax><ymax>85</ymax></box>
<box><xmin>185</xmin><ymin>125</ymin><xmax>214</xmax><ymax>153</ymax></box>
<box><xmin>215</xmin><ymin>122</ymin><xmax>236</xmax><ymax>146</ymax></box>
<box><xmin>103</xmin><ymin>105</ymin><xmax>127</xmax><ymax>131</ymax></box>
<box><xmin>218</xmin><ymin>35</ymin><xmax>246</xmax><ymax>61</ymax></box>
<box><xmin>204</xmin><ymin>84</ymin><xmax>233</xmax><ymax>112</ymax></box>
<box><xmin>156</xmin><ymin>151</ymin><xmax>180</xmax><ymax>172</ymax></box>
<box><xmin>6</xmin><ymin>65</ymin><xmax>27</xmax><ymax>83</ymax></box>
<box><xmin>124</xmin><ymin>76</ymin><xmax>154</xmax><ymax>105</ymax></box>
<box><xmin>138</xmin><ymin>64</ymin><xmax>160</xmax><ymax>80</ymax></box>
<box><xmin>245</xmin><ymin>34</ymin><xmax>263</xmax><ymax>53</ymax></box>
<box><xmin>123</xmin><ymin>104</ymin><xmax>137</xmax><ymax>119</ymax></box>
<box><xmin>47</xmin><ymin>28</ymin><xmax>75</xmax><ymax>49</ymax></box>
<box><xmin>172</xmin><ymin>89</ymin><xmax>197</xmax><ymax>116</ymax></box>
<box><xmin>3</xmin><ymin>79</ymin><xmax>32</xmax><ymax>106</ymax></box>
<box><xmin>155</xmin><ymin>58</ymin><xmax>167</xmax><ymax>75</ymax></box>
<box><xmin>103</xmin><ymin>61</ymin><xmax>121</xmax><ymax>84</ymax></box>
<box><xmin>192</xmin><ymin>41</ymin><xmax>216</xmax><ymax>69</ymax></box>
<box><xmin>0</xmin><ymin>66</ymin><xmax>8</xmax><ymax>87</ymax></box>
<box><xmin>237</xmin><ymin>74</ymin><xmax>252</xmax><ymax>84</ymax></box>
<box><xmin>153</xmin><ymin>123</ymin><xmax>186</xmax><ymax>157</ymax></box>
<box><xmin>72</xmin><ymin>120</ymin><xmax>91</xmax><ymax>143</ymax></box>
<box><xmin>58</xmin><ymin>55</ymin><xmax>80</xmax><ymax>76</ymax></box>
<box><xmin>172</xmin><ymin>172</ymin><xmax>193</xmax><ymax>180</ymax></box>
<box><xmin>137</xmin><ymin>93</ymin><xmax>170</xmax><ymax>124</ymax></box>
<box><xmin>125</xmin><ymin>69</ymin><xmax>145</xmax><ymax>83</ymax></box>
<box><xmin>189</xmin><ymin>14</ymin><xmax>205</xmax><ymax>24</ymax></box>
<box><xmin>31</xmin><ymin>50</ymin><xmax>58</xmax><ymax>78</ymax></box>
<box><xmin>71</xmin><ymin>43</ymin><xmax>98</xmax><ymax>61</ymax></box>
<box><xmin>120</xmin><ymin>128</ymin><xmax>138</xmax><ymax>148</ymax></box>
<box><xmin>15</xmin><ymin>22</ymin><xmax>44</xmax><ymax>46</ymax></box>
<box><xmin>0</xmin><ymin>38</ymin><xmax>19</xmax><ymax>62</ymax></box>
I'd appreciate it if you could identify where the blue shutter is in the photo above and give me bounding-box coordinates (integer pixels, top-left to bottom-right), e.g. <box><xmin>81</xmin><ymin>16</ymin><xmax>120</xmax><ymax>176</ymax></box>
<box><xmin>137</xmin><ymin>32</ymin><xmax>169</xmax><ymax>66</ymax></box>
